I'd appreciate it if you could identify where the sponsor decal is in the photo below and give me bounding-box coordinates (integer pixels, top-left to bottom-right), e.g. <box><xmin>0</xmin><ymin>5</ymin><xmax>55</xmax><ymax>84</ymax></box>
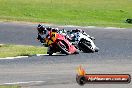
<box><xmin>76</xmin><ymin>66</ymin><xmax>131</xmax><ymax>85</ymax></box>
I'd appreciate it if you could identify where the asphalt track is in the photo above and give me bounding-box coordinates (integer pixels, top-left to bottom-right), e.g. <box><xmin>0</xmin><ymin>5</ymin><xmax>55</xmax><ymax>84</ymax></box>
<box><xmin>0</xmin><ymin>22</ymin><xmax>132</xmax><ymax>88</ymax></box>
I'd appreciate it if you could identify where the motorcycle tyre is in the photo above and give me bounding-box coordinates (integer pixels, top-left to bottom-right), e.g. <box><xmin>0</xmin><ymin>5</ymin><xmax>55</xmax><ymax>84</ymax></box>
<box><xmin>57</xmin><ymin>41</ymin><xmax>71</xmax><ymax>55</ymax></box>
<box><xmin>79</xmin><ymin>42</ymin><xmax>95</xmax><ymax>53</ymax></box>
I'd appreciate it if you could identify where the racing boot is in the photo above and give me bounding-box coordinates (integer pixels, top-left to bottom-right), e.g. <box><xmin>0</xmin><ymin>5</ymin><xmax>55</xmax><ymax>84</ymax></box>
<box><xmin>47</xmin><ymin>46</ymin><xmax>53</xmax><ymax>55</ymax></box>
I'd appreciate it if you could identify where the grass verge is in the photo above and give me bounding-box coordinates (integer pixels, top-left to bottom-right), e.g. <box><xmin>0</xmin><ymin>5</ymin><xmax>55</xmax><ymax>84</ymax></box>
<box><xmin>0</xmin><ymin>44</ymin><xmax>47</xmax><ymax>58</ymax></box>
<box><xmin>0</xmin><ymin>0</ymin><xmax>132</xmax><ymax>28</ymax></box>
<box><xmin>0</xmin><ymin>85</ymin><xmax>20</xmax><ymax>88</ymax></box>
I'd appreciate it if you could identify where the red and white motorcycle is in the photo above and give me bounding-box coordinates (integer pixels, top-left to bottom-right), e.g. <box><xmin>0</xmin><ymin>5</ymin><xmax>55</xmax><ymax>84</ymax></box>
<box><xmin>45</xmin><ymin>30</ymin><xmax>79</xmax><ymax>55</ymax></box>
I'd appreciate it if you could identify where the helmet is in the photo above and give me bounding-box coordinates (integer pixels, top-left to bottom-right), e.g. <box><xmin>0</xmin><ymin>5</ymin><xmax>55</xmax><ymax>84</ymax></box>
<box><xmin>71</xmin><ymin>29</ymin><xmax>80</xmax><ymax>33</ymax></box>
<box><xmin>62</xmin><ymin>29</ymin><xmax>67</xmax><ymax>33</ymax></box>
<box><xmin>75</xmin><ymin>29</ymin><xmax>82</xmax><ymax>32</ymax></box>
<box><xmin>46</xmin><ymin>27</ymin><xmax>52</xmax><ymax>31</ymax></box>
<box><xmin>59</xmin><ymin>29</ymin><xmax>66</xmax><ymax>34</ymax></box>
<box><xmin>55</xmin><ymin>28</ymin><xmax>59</xmax><ymax>32</ymax></box>
<box><xmin>52</xmin><ymin>28</ymin><xmax>59</xmax><ymax>32</ymax></box>
<box><xmin>37</xmin><ymin>24</ymin><xmax>44</xmax><ymax>29</ymax></box>
<box><xmin>37</xmin><ymin>24</ymin><xmax>44</xmax><ymax>33</ymax></box>
<box><xmin>37</xmin><ymin>24</ymin><xmax>46</xmax><ymax>34</ymax></box>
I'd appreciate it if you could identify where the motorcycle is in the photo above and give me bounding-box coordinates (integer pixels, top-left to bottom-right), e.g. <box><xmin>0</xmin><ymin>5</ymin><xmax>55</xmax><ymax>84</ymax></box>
<box><xmin>45</xmin><ymin>30</ymin><xmax>79</xmax><ymax>55</ymax></box>
<box><xmin>70</xmin><ymin>32</ymin><xmax>99</xmax><ymax>53</ymax></box>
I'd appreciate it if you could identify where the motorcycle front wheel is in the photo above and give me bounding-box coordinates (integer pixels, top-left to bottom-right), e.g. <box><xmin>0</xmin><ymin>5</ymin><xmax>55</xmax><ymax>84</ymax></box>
<box><xmin>78</xmin><ymin>41</ymin><xmax>95</xmax><ymax>53</ymax></box>
<box><xmin>57</xmin><ymin>41</ymin><xmax>70</xmax><ymax>55</ymax></box>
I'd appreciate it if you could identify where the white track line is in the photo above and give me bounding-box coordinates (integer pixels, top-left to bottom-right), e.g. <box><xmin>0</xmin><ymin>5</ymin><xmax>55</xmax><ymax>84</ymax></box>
<box><xmin>104</xmin><ymin>27</ymin><xmax>126</xmax><ymax>29</ymax></box>
<box><xmin>36</xmin><ymin>53</ymin><xmax>66</xmax><ymax>56</ymax></box>
<box><xmin>59</xmin><ymin>25</ymin><xmax>97</xmax><ymax>28</ymax></box>
<box><xmin>36</xmin><ymin>54</ymin><xmax>48</xmax><ymax>56</ymax></box>
<box><xmin>0</xmin><ymin>53</ymin><xmax>66</xmax><ymax>60</ymax></box>
<box><xmin>0</xmin><ymin>56</ymin><xmax>29</xmax><ymax>60</ymax></box>
<box><xmin>85</xmin><ymin>26</ymin><xmax>96</xmax><ymax>28</ymax></box>
<box><xmin>46</xmin><ymin>23</ymin><xmax>125</xmax><ymax>29</ymax></box>
<box><xmin>1</xmin><ymin>81</ymin><xmax>45</xmax><ymax>85</ymax></box>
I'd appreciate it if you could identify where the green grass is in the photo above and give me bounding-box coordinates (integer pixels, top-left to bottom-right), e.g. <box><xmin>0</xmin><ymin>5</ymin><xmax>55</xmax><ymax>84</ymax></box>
<box><xmin>0</xmin><ymin>85</ymin><xmax>20</xmax><ymax>88</ymax></box>
<box><xmin>0</xmin><ymin>44</ymin><xmax>47</xmax><ymax>58</ymax></box>
<box><xmin>0</xmin><ymin>0</ymin><xmax>132</xmax><ymax>28</ymax></box>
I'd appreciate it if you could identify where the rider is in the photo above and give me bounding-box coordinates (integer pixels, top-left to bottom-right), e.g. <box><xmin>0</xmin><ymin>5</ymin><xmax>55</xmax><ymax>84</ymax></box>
<box><xmin>36</xmin><ymin>24</ymin><xmax>51</xmax><ymax>54</ymax></box>
<box><xmin>66</xmin><ymin>29</ymin><xmax>82</xmax><ymax>43</ymax></box>
<box><xmin>36</xmin><ymin>25</ymin><xmax>60</xmax><ymax>54</ymax></box>
<box><xmin>46</xmin><ymin>28</ymin><xmax>59</xmax><ymax>54</ymax></box>
<box><xmin>46</xmin><ymin>27</ymin><xmax>52</xmax><ymax>31</ymax></box>
<box><xmin>68</xmin><ymin>29</ymin><xmax>95</xmax><ymax>42</ymax></box>
<box><xmin>37</xmin><ymin>24</ymin><xmax>53</xmax><ymax>47</ymax></box>
<box><xmin>37</xmin><ymin>24</ymin><xmax>46</xmax><ymax>43</ymax></box>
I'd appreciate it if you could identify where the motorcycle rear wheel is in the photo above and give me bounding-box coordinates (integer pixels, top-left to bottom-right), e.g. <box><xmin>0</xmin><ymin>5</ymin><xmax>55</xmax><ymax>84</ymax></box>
<box><xmin>79</xmin><ymin>41</ymin><xmax>95</xmax><ymax>53</ymax></box>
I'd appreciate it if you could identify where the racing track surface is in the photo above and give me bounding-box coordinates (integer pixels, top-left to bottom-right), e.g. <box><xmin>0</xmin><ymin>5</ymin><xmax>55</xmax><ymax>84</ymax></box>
<box><xmin>0</xmin><ymin>22</ymin><xmax>132</xmax><ymax>88</ymax></box>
